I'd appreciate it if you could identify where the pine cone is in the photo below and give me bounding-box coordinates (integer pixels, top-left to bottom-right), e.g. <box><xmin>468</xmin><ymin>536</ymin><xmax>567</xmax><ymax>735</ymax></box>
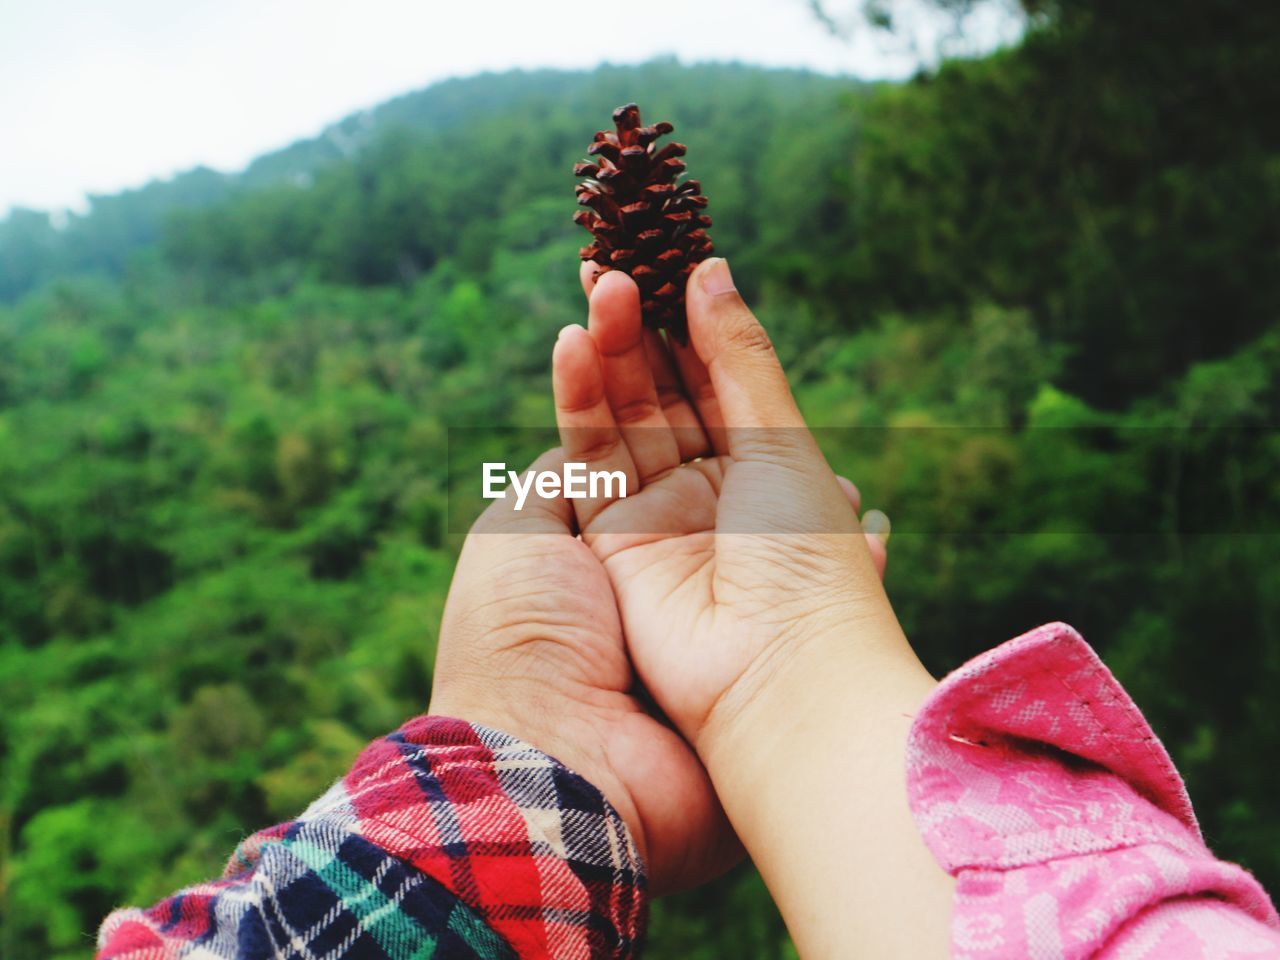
<box><xmin>574</xmin><ymin>103</ymin><xmax>714</xmax><ymax>344</ymax></box>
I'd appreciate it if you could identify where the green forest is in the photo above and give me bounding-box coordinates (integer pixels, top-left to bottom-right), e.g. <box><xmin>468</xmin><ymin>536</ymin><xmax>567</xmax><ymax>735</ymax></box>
<box><xmin>3</xmin><ymin>1</ymin><xmax>1280</xmax><ymax>956</ymax></box>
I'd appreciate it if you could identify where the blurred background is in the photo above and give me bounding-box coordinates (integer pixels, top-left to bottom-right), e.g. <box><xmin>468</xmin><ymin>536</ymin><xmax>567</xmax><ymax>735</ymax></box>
<box><xmin>2</xmin><ymin>1</ymin><xmax>1279</xmax><ymax>956</ymax></box>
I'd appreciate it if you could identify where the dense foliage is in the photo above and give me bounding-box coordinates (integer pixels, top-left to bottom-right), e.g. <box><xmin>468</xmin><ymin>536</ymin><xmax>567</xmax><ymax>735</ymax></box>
<box><xmin>2</xmin><ymin>3</ymin><xmax>1279</xmax><ymax>954</ymax></box>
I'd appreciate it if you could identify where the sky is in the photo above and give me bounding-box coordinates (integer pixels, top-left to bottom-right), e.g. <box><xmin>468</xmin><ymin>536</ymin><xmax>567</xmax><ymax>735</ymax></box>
<box><xmin>0</xmin><ymin>0</ymin><xmax>1020</xmax><ymax>216</ymax></box>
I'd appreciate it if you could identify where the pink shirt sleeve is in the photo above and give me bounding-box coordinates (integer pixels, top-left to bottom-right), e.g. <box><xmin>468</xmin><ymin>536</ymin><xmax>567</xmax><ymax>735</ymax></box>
<box><xmin>906</xmin><ymin>621</ymin><xmax>1280</xmax><ymax>959</ymax></box>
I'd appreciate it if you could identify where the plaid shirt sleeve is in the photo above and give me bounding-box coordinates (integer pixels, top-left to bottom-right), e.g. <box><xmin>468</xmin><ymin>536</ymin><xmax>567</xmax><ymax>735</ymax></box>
<box><xmin>96</xmin><ymin>716</ymin><xmax>647</xmax><ymax>960</ymax></box>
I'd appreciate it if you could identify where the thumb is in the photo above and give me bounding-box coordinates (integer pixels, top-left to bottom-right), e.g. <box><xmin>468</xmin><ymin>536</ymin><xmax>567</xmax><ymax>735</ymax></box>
<box><xmin>686</xmin><ymin>258</ymin><xmax>806</xmax><ymax>432</ymax></box>
<box><xmin>685</xmin><ymin>258</ymin><xmax>814</xmax><ymax>465</ymax></box>
<box><xmin>685</xmin><ymin>258</ymin><xmax>856</xmax><ymax>541</ymax></box>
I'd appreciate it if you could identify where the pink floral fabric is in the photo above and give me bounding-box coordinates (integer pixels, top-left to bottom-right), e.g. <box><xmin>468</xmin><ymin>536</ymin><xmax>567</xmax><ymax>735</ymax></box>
<box><xmin>907</xmin><ymin>622</ymin><xmax>1280</xmax><ymax>958</ymax></box>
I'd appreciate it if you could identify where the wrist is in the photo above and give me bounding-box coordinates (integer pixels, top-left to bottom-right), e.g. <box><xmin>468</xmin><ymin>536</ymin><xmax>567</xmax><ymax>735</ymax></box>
<box><xmin>428</xmin><ymin>686</ymin><xmax>647</xmax><ymax>862</ymax></box>
<box><xmin>696</xmin><ymin>601</ymin><xmax>934</xmax><ymax>789</ymax></box>
<box><xmin>693</xmin><ymin>609</ymin><xmax>946</xmax><ymax>957</ymax></box>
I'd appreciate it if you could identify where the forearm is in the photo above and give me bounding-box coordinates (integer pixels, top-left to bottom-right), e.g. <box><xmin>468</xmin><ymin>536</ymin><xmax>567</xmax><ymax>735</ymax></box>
<box><xmin>700</xmin><ymin>605</ymin><xmax>954</xmax><ymax>958</ymax></box>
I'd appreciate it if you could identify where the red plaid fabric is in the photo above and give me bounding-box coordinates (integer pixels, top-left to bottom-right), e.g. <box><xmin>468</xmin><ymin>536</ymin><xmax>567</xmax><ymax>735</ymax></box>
<box><xmin>97</xmin><ymin>717</ymin><xmax>646</xmax><ymax>959</ymax></box>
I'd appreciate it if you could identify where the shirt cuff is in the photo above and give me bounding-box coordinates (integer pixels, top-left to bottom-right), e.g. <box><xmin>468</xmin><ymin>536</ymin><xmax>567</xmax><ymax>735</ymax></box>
<box><xmin>906</xmin><ymin>621</ymin><xmax>1279</xmax><ymax>957</ymax></box>
<box><xmin>289</xmin><ymin>716</ymin><xmax>648</xmax><ymax>959</ymax></box>
<box><xmin>99</xmin><ymin>716</ymin><xmax>646</xmax><ymax>960</ymax></box>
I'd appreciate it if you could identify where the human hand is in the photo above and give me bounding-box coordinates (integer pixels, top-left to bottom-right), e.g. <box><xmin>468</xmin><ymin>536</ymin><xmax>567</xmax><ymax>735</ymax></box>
<box><xmin>427</xmin><ymin>447</ymin><xmax>741</xmax><ymax>894</ymax></box>
<box><xmin>552</xmin><ymin>260</ymin><xmax>951</xmax><ymax>956</ymax></box>
<box><xmin>552</xmin><ymin>259</ymin><xmax>902</xmax><ymax>757</ymax></box>
<box><xmin>552</xmin><ymin>259</ymin><xmax>952</xmax><ymax>957</ymax></box>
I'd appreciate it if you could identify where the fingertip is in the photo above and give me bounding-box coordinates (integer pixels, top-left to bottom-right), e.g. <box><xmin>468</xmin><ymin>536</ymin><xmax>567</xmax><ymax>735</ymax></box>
<box><xmin>580</xmin><ymin>261</ymin><xmax>604</xmax><ymax>300</ymax></box>
<box><xmin>588</xmin><ymin>270</ymin><xmax>643</xmax><ymax>353</ymax></box>
<box><xmin>590</xmin><ymin>267</ymin><xmax>640</xmax><ymax>306</ymax></box>
<box><xmin>684</xmin><ymin>259</ymin><xmax>740</xmax><ymax>328</ymax></box>
<box><xmin>691</xmin><ymin>257</ymin><xmax>736</xmax><ymax>298</ymax></box>
<box><xmin>553</xmin><ymin>323</ymin><xmax>604</xmax><ymax>408</ymax></box>
<box><xmin>554</xmin><ymin>321</ymin><xmax>596</xmax><ymax>360</ymax></box>
<box><xmin>836</xmin><ymin>475</ymin><xmax>862</xmax><ymax>515</ymax></box>
<box><xmin>861</xmin><ymin>509</ymin><xmax>890</xmax><ymax>579</ymax></box>
<box><xmin>553</xmin><ymin>323</ymin><xmax>591</xmax><ymax>371</ymax></box>
<box><xmin>864</xmin><ymin>533</ymin><xmax>888</xmax><ymax>579</ymax></box>
<box><xmin>861</xmin><ymin>509</ymin><xmax>891</xmax><ymax>544</ymax></box>
<box><xmin>683</xmin><ymin>258</ymin><xmax>769</xmax><ymax>366</ymax></box>
<box><xmin>682</xmin><ymin>259</ymin><xmax>805</xmax><ymax>436</ymax></box>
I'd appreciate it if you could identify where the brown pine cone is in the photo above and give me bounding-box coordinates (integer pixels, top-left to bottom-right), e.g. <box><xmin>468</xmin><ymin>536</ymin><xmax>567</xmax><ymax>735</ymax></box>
<box><xmin>573</xmin><ymin>103</ymin><xmax>714</xmax><ymax>344</ymax></box>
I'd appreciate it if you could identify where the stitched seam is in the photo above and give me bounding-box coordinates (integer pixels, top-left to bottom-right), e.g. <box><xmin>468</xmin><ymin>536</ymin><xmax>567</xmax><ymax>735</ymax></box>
<box><xmin>935</xmin><ymin>633</ymin><xmax>1183</xmax><ymax>814</ymax></box>
<box><xmin>940</xmin><ymin>819</ymin><xmax>1190</xmax><ymax>871</ymax></box>
<box><xmin>1036</xmin><ymin>639</ymin><xmax>1187</xmax><ymax>813</ymax></box>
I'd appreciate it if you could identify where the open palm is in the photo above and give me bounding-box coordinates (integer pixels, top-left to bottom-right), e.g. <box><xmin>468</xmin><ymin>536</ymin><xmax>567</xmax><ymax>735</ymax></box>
<box><xmin>552</xmin><ymin>262</ymin><xmax>889</xmax><ymax>752</ymax></box>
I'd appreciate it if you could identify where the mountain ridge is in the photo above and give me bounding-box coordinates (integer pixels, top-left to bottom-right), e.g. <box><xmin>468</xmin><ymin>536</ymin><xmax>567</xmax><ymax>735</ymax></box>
<box><xmin>0</xmin><ymin>60</ymin><xmax>861</xmax><ymax>303</ymax></box>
